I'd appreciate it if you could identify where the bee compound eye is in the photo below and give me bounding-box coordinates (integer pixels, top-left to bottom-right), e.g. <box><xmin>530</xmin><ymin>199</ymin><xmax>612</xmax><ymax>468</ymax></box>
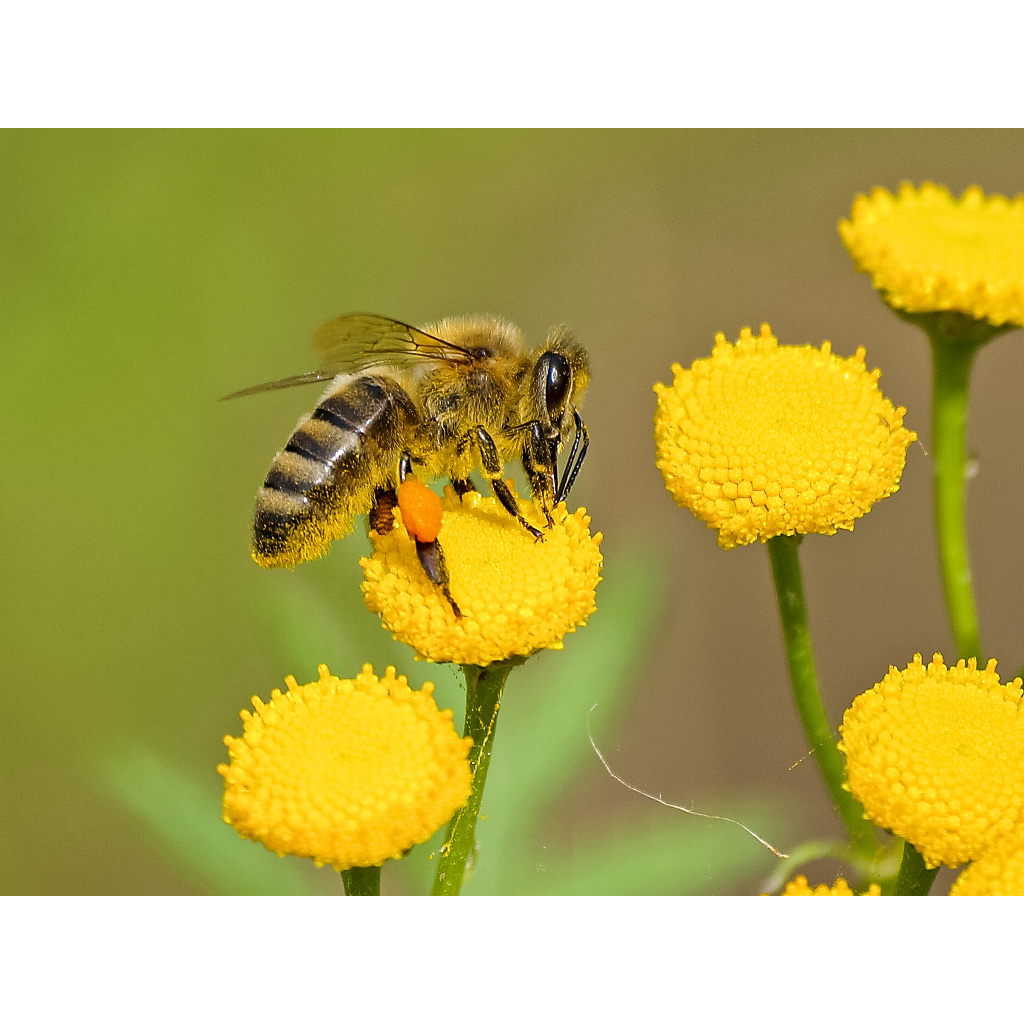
<box><xmin>544</xmin><ymin>353</ymin><xmax>571</xmax><ymax>420</ymax></box>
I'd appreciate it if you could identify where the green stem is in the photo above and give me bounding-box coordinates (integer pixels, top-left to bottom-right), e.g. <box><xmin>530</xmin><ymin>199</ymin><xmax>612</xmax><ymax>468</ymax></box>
<box><xmin>432</xmin><ymin>657</ymin><xmax>524</xmax><ymax>896</ymax></box>
<box><xmin>894</xmin><ymin>309</ymin><xmax>1010</xmax><ymax>664</ymax></box>
<box><xmin>892</xmin><ymin>841</ymin><xmax>939</xmax><ymax>896</ymax></box>
<box><xmin>342</xmin><ymin>865</ymin><xmax>381</xmax><ymax>895</ymax></box>
<box><xmin>929</xmin><ymin>335</ymin><xmax>984</xmax><ymax>664</ymax></box>
<box><xmin>767</xmin><ymin>534</ymin><xmax>876</xmax><ymax>857</ymax></box>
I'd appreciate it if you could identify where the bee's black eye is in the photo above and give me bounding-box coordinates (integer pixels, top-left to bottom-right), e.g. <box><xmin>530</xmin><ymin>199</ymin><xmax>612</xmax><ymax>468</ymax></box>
<box><xmin>543</xmin><ymin>353</ymin><xmax>571</xmax><ymax>420</ymax></box>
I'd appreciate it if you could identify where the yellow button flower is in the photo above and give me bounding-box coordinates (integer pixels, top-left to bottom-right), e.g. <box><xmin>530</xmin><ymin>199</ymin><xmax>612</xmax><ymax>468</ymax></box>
<box><xmin>950</xmin><ymin>830</ymin><xmax>1024</xmax><ymax>896</ymax></box>
<box><xmin>839</xmin><ymin>654</ymin><xmax>1024</xmax><ymax>869</ymax></box>
<box><xmin>219</xmin><ymin>663</ymin><xmax>473</xmax><ymax>870</ymax></box>
<box><xmin>361</xmin><ymin>489</ymin><xmax>603</xmax><ymax>666</ymax></box>
<box><xmin>839</xmin><ymin>182</ymin><xmax>1024</xmax><ymax>328</ymax></box>
<box><xmin>782</xmin><ymin>875</ymin><xmax>881</xmax><ymax>896</ymax></box>
<box><xmin>653</xmin><ymin>324</ymin><xmax>916</xmax><ymax>549</ymax></box>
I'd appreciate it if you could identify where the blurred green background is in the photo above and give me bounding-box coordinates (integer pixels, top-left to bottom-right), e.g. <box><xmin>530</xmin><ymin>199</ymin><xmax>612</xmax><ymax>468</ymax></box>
<box><xmin>3</xmin><ymin>130</ymin><xmax>1024</xmax><ymax>894</ymax></box>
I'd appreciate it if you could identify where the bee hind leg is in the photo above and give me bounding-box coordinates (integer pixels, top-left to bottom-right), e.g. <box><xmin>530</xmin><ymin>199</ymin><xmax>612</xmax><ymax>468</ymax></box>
<box><xmin>415</xmin><ymin>538</ymin><xmax>461</xmax><ymax>618</ymax></box>
<box><xmin>369</xmin><ymin>486</ymin><xmax>399</xmax><ymax>535</ymax></box>
<box><xmin>473</xmin><ymin>426</ymin><xmax>543</xmax><ymax>540</ymax></box>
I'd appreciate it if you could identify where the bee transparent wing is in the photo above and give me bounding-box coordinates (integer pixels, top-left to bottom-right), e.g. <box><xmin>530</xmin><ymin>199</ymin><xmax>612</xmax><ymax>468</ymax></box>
<box><xmin>222</xmin><ymin>311</ymin><xmax>473</xmax><ymax>399</ymax></box>
<box><xmin>222</xmin><ymin>313</ymin><xmax>473</xmax><ymax>401</ymax></box>
<box><xmin>312</xmin><ymin>312</ymin><xmax>474</xmax><ymax>372</ymax></box>
<box><xmin>221</xmin><ymin>370</ymin><xmax>337</xmax><ymax>400</ymax></box>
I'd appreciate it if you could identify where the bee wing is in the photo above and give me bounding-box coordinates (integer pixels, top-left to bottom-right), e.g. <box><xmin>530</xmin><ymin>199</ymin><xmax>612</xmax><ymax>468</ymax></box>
<box><xmin>312</xmin><ymin>312</ymin><xmax>473</xmax><ymax>371</ymax></box>
<box><xmin>220</xmin><ymin>370</ymin><xmax>338</xmax><ymax>400</ymax></box>
<box><xmin>221</xmin><ymin>312</ymin><xmax>472</xmax><ymax>401</ymax></box>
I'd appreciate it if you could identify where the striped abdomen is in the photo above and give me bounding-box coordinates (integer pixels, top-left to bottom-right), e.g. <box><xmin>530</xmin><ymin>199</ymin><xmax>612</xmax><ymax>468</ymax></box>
<box><xmin>253</xmin><ymin>374</ymin><xmax>419</xmax><ymax>567</ymax></box>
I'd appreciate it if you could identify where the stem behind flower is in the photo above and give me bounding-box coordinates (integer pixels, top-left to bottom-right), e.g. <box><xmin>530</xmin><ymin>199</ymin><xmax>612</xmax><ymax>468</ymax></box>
<box><xmin>767</xmin><ymin>534</ymin><xmax>876</xmax><ymax>858</ymax></box>
<box><xmin>432</xmin><ymin>657</ymin><xmax>525</xmax><ymax>895</ymax></box>
<box><xmin>895</xmin><ymin>309</ymin><xmax>1011</xmax><ymax>664</ymax></box>
<box><xmin>342</xmin><ymin>865</ymin><xmax>381</xmax><ymax>895</ymax></box>
<box><xmin>892</xmin><ymin>841</ymin><xmax>940</xmax><ymax>896</ymax></box>
<box><xmin>929</xmin><ymin>335</ymin><xmax>984</xmax><ymax>664</ymax></box>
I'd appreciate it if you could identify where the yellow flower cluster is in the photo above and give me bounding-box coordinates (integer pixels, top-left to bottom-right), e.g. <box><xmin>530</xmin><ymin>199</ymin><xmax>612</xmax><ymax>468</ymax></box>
<box><xmin>219</xmin><ymin>664</ymin><xmax>472</xmax><ymax>871</ymax></box>
<box><xmin>840</xmin><ymin>654</ymin><xmax>1024</xmax><ymax>870</ymax></box>
<box><xmin>361</xmin><ymin>489</ymin><xmax>603</xmax><ymax>666</ymax></box>
<box><xmin>839</xmin><ymin>182</ymin><xmax>1024</xmax><ymax>328</ymax></box>
<box><xmin>782</xmin><ymin>876</ymin><xmax>881</xmax><ymax>896</ymax></box>
<box><xmin>653</xmin><ymin>325</ymin><xmax>916</xmax><ymax>549</ymax></box>
<box><xmin>951</xmin><ymin>830</ymin><xmax>1024</xmax><ymax>895</ymax></box>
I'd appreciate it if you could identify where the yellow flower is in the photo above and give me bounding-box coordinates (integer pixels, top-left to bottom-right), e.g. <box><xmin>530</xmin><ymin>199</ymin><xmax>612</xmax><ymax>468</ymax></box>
<box><xmin>950</xmin><ymin>830</ymin><xmax>1024</xmax><ymax>896</ymax></box>
<box><xmin>782</xmin><ymin>875</ymin><xmax>881</xmax><ymax>896</ymax></box>
<box><xmin>839</xmin><ymin>654</ymin><xmax>1024</xmax><ymax>869</ymax></box>
<box><xmin>361</xmin><ymin>488</ymin><xmax>603</xmax><ymax>666</ymax></box>
<box><xmin>219</xmin><ymin>663</ymin><xmax>472</xmax><ymax>870</ymax></box>
<box><xmin>653</xmin><ymin>325</ymin><xmax>916</xmax><ymax>549</ymax></box>
<box><xmin>839</xmin><ymin>182</ymin><xmax>1024</xmax><ymax>328</ymax></box>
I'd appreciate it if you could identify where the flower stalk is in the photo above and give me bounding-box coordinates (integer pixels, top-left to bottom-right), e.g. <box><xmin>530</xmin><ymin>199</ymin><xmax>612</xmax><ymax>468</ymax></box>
<box><xmin>892</xmin><ymin>842</ymin><xmax>939</xmax><ymax>896</ymax></box>
<box><xmin>894</xmin><ymin>311</ymin><xmax>1010</xmax><ymax>665</ymax></box>
<box><xmin>926</xmin><ymin>323</ymin><xmax>984</xmax><ymax>664</ymax></box>
<box><xmin>767</xmin><ymin>534</ymin><xmax>876</xmax><ymax>858</ymax></box>
<box><xmin>342</xmin><ymin>865</ymin><xmax>381</xmax><ymax>896</ymax></box>
<box><xmin>432</xmin><ymin>656</ymin><xmax>525</xmax><ymax>895</ymax></box>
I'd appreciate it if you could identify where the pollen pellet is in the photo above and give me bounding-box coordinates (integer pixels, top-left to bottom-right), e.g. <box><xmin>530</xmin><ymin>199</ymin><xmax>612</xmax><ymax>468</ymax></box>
<box><xmin>398</xmin><ymin>478</ymin><xmax>444</xmax><ymax>543</ymax></box>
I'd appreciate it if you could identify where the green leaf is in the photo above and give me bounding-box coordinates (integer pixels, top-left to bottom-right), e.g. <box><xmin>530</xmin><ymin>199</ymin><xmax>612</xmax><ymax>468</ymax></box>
<box><xmin>499</xmin><ymin>799</ymin><xmax>796</xmax><ymax>895</ymax></box>
<box><xmin>259</xmin><ymin>561</ymin><xmax>466</xmax><ymax>722</ymax></box>
<box><xmin>98</xmin><ymin>747</ymin><xmax>317</xmax><ymax>895</ymax></box>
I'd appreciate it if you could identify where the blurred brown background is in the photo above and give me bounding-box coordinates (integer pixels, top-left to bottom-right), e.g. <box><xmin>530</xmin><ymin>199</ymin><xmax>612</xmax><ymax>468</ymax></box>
<box><xmin>3</xmin><ymin>130</ymin><xmax>1023</xmax><ymax>894</ymax></box>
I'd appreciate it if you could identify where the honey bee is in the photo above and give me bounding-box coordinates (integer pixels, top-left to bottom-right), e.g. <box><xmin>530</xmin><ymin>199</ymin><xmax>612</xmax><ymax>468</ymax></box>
<box><xmin>225</xmin><ymin>313</ymin><xmax>590</xmax><ymax>613</ymax></box>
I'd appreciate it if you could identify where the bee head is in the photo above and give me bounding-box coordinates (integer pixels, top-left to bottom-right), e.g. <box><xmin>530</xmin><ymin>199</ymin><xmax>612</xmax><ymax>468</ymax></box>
<box><xmin>532</xmin><ymin>326</ymin><xmax>590</xmax><ymax>438</ymax></box>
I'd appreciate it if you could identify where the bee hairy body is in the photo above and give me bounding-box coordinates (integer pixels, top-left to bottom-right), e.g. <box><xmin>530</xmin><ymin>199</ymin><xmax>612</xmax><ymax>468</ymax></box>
<box><xmin>254</xmin><ymin>373</ymin><xmax>420</xmax><ymax>567</ymax></box>
<box><xmin>240</xmin><ymin>314</ymin><xmax>590</xmax><ymax>570</ymax></box>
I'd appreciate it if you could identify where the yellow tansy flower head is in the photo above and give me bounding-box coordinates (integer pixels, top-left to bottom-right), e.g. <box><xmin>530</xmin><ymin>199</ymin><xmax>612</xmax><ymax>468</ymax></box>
<box><xmin>950</xmin><ymin>830</ymin><xmax>1024</xmax><ymax>896</ymax></box>
<box><xmin>840</xmin><ymin>182</ymin><xmax>1024</xmax><ymax>328</ymax></box>
<box><xmin>219</xmin><ymin>663</ymin><xmax>473</xmax><ymax>870</ymax></box>
<box><xmin>361</xmin><ymin>489</ymin><xmax>603</xmax><ymax>666</ymax></box>
<box><xmin>839</xmin><ymin>654</ymin><xmax>1024</xmax><ymax>869</ymax></box>
<box><xmin>782</xmin><ymin>876</ymin><xmax>881</xmax><ymax>896</ymax></box>
<box><xmin>653</xmin><ymin>325</ymin><xmax>916</xmax><ymax>549</ymax></box>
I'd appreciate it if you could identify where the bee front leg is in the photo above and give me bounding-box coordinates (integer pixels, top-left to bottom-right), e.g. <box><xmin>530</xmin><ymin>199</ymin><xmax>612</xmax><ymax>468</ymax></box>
<box><xmin>555</xmin><ymin>410</ymin><xmax>589</xmax><ymax>504</ymax></box>
<box><xmin>521</xmin><ymin>421</ymin><xmax>557</xmax><ymax>528</ymax></box>
<box><xmin>473</xmin><ymin>426</ymin><xmax>543</xmax><ymax>540</ymax></box>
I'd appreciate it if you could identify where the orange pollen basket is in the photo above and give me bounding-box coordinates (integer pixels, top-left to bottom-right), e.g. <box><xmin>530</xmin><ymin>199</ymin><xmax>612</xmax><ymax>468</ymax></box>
<box><xmin>397</xmin><ymin>478</ymin><xmax>444</xmax><ymax>543</ymax></box>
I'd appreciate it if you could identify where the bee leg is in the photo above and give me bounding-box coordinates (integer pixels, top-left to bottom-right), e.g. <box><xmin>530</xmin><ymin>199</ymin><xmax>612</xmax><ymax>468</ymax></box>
<box><xmin>450</xmin><ymin>477</ymin><xmax>477</xmax><ymax>496</ymax></box>
<box><xmin>369</xmin><ymin>486</ymin><xmax>399</xmax><ymax>535</ymax></box>
<box><xmin>398</xmin><ymin>451</ymin><xmax>414</xmax><ymax>483</ymax></box>
<box><xmin>555</xmin><ymin>411</ymin><xmax>589</xmax><ymax>504</ymax></box>
<box><xmin>474</xmin><ymin>426</ymin><xmax>544</xmax><ymax>540</ymax></box>
<box><xmin>521</xmin><ymin>421</ymin><xmax>557</xmax><ymax>528</ymax></box>
<box><xmin>415</xmin><ymin>538</ymin><xmax>461</xmax><ymax>618</ymax></box>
